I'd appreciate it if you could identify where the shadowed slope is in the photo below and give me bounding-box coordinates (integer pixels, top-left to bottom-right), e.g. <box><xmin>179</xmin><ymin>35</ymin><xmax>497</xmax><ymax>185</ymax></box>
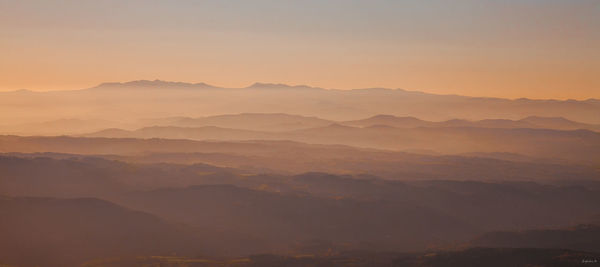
<box><xmin>0</xmin><ymin>196</ymin><xmax>205</xmax><ymax>267</ymax></box>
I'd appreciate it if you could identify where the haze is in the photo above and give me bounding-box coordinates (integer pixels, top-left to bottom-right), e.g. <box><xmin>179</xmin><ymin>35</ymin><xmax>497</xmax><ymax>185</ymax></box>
<box><xmin>1</xmin><ymin>0</ymin><xmax>599</xmax><ymax>99</ymax></box>
<box><xmin>1</xmin><ymin>1</ymin><xmax>600</xmax><ymax>267</ymax></box>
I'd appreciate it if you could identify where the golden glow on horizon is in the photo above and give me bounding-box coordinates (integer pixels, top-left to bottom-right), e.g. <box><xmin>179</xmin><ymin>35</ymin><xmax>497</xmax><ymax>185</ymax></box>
<box><xmin>0</xmin><ymin>1</ymin><xmax>598</xmax><ymax>99</ymax></box>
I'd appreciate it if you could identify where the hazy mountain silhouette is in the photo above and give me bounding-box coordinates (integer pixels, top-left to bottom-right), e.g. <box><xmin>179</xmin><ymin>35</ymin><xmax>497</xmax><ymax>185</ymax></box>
<box><xmin>84</xmin><ymin>126</ymin><xmax>272</xmax><ymax>140</ymax></box>
<box><xmin>244</xmin><ymin>82</ymin><xmax>322</xmax><ymax>91</ymax></box>
<box><xmin>4</xmin><ymin>112</ymin><xmax>598</xmax><ymax>137</ymax></box>
<box><xmin>77</xmin><ymin>119</ymin><xmax>600</xmax><ymax>165</ymax></box>
<box><xmin>520</xmin><ymin>116</ymin><xmax>600</xmax><ymax>131</ymax></box>
<box><xmin>91</xmin><ymin>79</ymin><xmax>220</xmax><ymax>90</ymax></box>
<box><xmin>287</xmin><ymin>125</ymin><xmax>600</xmax><ymax>164</ymax></box>
<box><xmin>0</xmin><ymin>118</ymin><xmax>129</xmax><ymax>136</ymax></box>
<box><xmin>343</xmin><ymin>114</ymin><xmax>600</xmax><ymax>131</ymax></box>
<box><xmin>2</xmin><ymin>137</ymin><xmax>599</xmax><ymax>181</ymax></box>
<box><xmin>147</xmin><ymin>113</ymin><xmax>334</xmax><ymax>132</ymax></box>
<box><xmin>2</xmin><ymin>80</ymin><xmax>599</xmax><ymax>127</ymax></box>
<box><xmin>1</xmin><ymin>77</ymin><xmax>599</xmax><ymax>267</ymax></box>
<box><xmin>343</xmin><ymin>115</ymin><xmax>434</xmax><ymax>128</ymax></box>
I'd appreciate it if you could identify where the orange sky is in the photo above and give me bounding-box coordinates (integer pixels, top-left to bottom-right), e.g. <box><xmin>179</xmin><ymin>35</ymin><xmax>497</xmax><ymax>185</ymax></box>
<box><xmin>0</xmin><ymin>1</ymin><xmax>598</xmax><ymax>99</ymax></box>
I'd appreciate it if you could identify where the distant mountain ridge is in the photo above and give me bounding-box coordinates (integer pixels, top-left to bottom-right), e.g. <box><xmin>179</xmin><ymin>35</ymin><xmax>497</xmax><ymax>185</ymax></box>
<box><xmin>344</xmin><ymin>114</ymin><xmax>600</xmax><ymax>131</ymax></box>
<box><xmin>140</xmin><ymin>113</ymin><xmax>600</xmax><ymax>132</ymax></box>
<box><xmin>85</xmin><ymin>125</ymin><xmax>272</xmax><ymax>140</ymax></box>
<box><xmin>3</xmin><ymin>135</ymin><xmax>599</xmax><ymax>181</ymax></box>
<box><xmin>77</xmin><ymin>112</ymin><xmax>600</xmax><ymax>165</ymax></box>
<box><xmin>89</xmin><ymin>80</ymin><xmax>328</xmax><ymax>91</ymax></box>
<box><xmin>4</xmin><ymin>79</ymin><xmax>598</xmax><ymax>103</ymax></box>
<box><xmin>83</xmin><ymin>80</ymin><xmax>598</xmax><ymax>99</ymax></box>
<box><xmin>4</xmin><ymin>79</ymin><xmax>600</xmax><ymax>103</ymax></box>
<box><xmin>91</xmin><ymin>79</ymin><xmax>220</xmax><ymax>90</ymax></box>
<box><xmin>2</xmin><ymin>77</ymin><xmax>600</xmax><ymax>267</ymax></box>
<box><xmin>152</xmin><ymin>113</ymin><xmax>334</xmax><ymax>132</ymax></box>
<box><xmin>2</xmin><ymin>80</ymin><xmax>599</xmax><ymax>123</ymax></box>
<box><xmin>85</xmin><ymin>80</ymin><xmax>600</xmax><ymax>102</ymax></box>
<box><xmin>3</xmin><ymin>113</ymin><xmax>598</xmax><ymax>136</ymax></box>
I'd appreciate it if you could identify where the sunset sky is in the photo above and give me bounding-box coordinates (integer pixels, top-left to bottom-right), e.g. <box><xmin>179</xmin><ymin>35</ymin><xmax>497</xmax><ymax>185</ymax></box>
<box><xmin>1</xmin><ymin>0</ymin><xmax>598</xmax><ymax>99</ymax></box>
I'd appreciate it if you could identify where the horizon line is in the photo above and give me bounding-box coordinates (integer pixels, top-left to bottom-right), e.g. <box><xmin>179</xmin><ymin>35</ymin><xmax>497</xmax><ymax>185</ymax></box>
<box><xmin>2</xmin><ymin>79</ymin><xmax>598</xmax><ymax>102</ymax></box>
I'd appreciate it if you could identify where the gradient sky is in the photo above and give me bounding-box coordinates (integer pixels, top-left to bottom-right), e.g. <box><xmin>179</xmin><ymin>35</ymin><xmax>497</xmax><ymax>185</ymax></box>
<box><xmin>1</xmin><ymin>0</ymin><xmax>598</xmax><ymax>99</ymax></box>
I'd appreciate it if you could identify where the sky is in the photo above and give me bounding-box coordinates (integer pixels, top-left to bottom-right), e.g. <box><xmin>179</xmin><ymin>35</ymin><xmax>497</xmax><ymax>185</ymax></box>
<box><xmin>0</xmin><ymin>0</ymin><xmax>598</xmax><ymax>99</ymax></box>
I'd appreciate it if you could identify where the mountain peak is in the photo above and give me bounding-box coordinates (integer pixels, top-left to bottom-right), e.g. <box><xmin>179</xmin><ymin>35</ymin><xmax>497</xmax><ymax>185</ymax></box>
<box><xmin>245</xmin><ymin>82</ymin><xmax>321</xmax><ymax>90</ymax></box>
<box><xmin>93</xmin><ymin>80</ymin><xmax>218</xmax><ymax>89</ymax></box>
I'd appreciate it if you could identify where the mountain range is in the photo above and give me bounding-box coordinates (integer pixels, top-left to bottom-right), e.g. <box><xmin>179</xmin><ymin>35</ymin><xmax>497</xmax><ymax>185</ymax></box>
<box><xmin>2</xmin><ymin>136</ymin><xmax>599</xmax><ymax>181</ymax></box>
<box><xmin>2</xmin><ymin>80</ymin><xmax>599</xmax><ymax>128</ymax></box>
<box><xmin>78</xmin><ymin>118</ymin><xmax>600</xmax><ymax>165</ymax></box>
<box><xmin>4</xmin><ymin>112</ymin><xmax>600</xmax><ymax>136</ymax></box>
<box><xmin>2</xmin><ymin>80</ymin><xmax>600</xmax><ymax>266</ymax></box>
<box><xmin>1</xmin><ymin>154</ymin><xmax>600</xmax><ymax>266</ymax></box>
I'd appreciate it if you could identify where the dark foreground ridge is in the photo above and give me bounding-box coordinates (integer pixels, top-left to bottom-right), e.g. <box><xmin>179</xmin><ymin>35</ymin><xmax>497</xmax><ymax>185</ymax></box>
<box><xmin>80</xmin><ymin>248</ymin><xmax>600</xmax><ymax>267</ymax></box>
